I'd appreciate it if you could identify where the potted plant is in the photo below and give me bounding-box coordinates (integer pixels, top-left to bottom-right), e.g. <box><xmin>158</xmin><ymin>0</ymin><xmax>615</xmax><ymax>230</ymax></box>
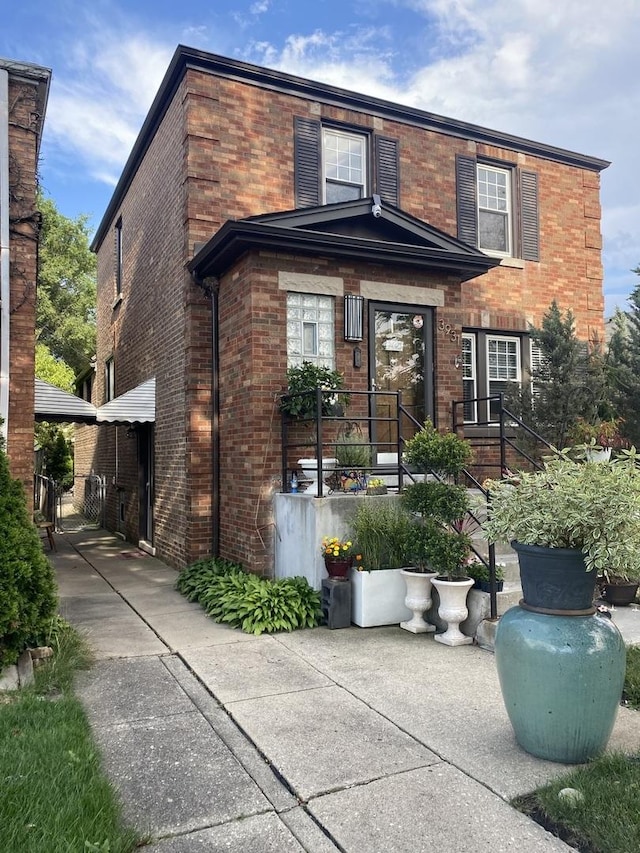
<box><xmin>401</xmin><ymin>422</ymin><xmax>475</xmax><ymax>645</ymax></box>
<box><xmin>279</xmin><ymin>361</ymin><xmax>348</xmax><ymax>421</ymax></box>
<box><xmin>568</xmin><ymin>417</ymin><xmax>629</xmax><ymax>461</ymax></box>
<box><xmin>465</xmin><ymin>556</ymin><xmax>505</xmax><ymax>592</ymax></box>
<box><xmin>482</xmin><ymin>451</ymin><xmax>639</xmax><ymax>763</ymax></box>
<box><xmin>366</xmin><ymin>477</ymin><xmax>388</xmax><ymax>496</ymax></box>
<box><xmin>349</xmin><ymin>499</ymin><xmax>413</xmax><ymax>627</ymax></box>
<box><xmin>598</xmin><ymin>568</ymin><xmax>639</xmax><ymax>607</ymax></box>
<box><xmin>335</xmin><ymin>424</ymin><xmax>372</xmax><ymax>492</ymax></box>
<box><xmin>321</xmin><ymin>535</ymin><xmax>358</xmax><ymax>580</ymax></box>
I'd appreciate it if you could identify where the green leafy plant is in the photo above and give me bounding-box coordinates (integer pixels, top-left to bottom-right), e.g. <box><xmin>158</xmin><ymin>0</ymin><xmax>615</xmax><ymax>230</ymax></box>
<box><xmin>464</xmin><ymin>557</ymin><xmax>505</xmax><ymax>584</ymax></box>
<box><xmin>402</xmin><ymin>481</ymin><xmax>470</xmax><ymax>524</ymax></box>
<box><xmin>483</xmin><ymin>451</ymin><xmax>640</xmax><ymax>579</ymax></box>
<box><xmin>176</xmin><ymin>559</ymin><xmax>321</xmax><ymax>634</ymax></box>
<box><xmin>403</xmin><ymin>419</ymin><xmax>472</xmax><ymax>477</ymax></box>
<box><xmin>568</xmin><ymin>417</ymin><xmax>629</xmax><ymax>450</ymax></box>
<box><xmin>0</xmin><ymin>432</ymin><xmax>58</xmax><ymax>670</ymax></box>
<box><xmin>407</xmin><ymin>519</ymin><xmax>472</xmax><ymax>578</ymax></box>
<box><xmin>335</xmin><ymin>426</ymin><xmax>372</xmax><ymax>469</ymax></box>
<box><xmin>279</xmin><ymin>361</ymin><xmax>348</xmax><ymax>420</ymax></box>
<box><xmin>351</xmin><ymin>499</ymin><xmax>412</xmax><ymax>570</ymax></box>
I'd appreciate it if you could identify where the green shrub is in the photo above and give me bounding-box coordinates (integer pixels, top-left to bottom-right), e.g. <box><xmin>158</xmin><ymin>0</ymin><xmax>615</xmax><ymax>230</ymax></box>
<box><xmin>402</xmin><ymin>481</ymin><xmax>470</xmax><ymax>524</ymax></box>
<box><xmin>351</xmin><ymin>499</ymin><xmax>413</xmax><ymax>570</ymax></box>
<box><xmin>403</xmin><ymin>420</ymin><xmax>472</xmax><ymax>476</ymax></box>
<box><xmin>0</xmin><ymin>435</ymin><xmax>58</xmax><ymax>670</ymax></box>
<box><xmin>279</xmin><ymin>361</ymin><xmax>348</xmax><ymax>420</ymax></box>
<box><xmin>408</xmin><ymin>519</ymin><xmax>472</xmax><ymax>578</ymax></box>
<box><xmin>177</xmin><ymin>559</ymin><xmax>321</xmax><ymax>635</ymax></box>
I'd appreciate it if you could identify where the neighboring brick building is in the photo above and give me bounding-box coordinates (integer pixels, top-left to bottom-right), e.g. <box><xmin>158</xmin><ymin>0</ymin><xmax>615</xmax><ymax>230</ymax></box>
<box><xmin>0</xmin><ymin>58</ymin><xmax>50</xmax><ymax>489</ymax></box>
<box><xmin>87</xmin><ymin>45</ymin><xmax>608</xmax><ymax>572</ymax></box>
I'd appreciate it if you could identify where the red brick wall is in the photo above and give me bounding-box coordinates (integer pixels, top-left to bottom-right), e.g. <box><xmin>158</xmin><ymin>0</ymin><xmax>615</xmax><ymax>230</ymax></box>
<box><xmin>93</xmin><ymin>63</ymin><xmax>605</xmax><ymax>570</ymax></box>
<box><xmin>6</xmin><ymin>77</ymin><xmax>41</xmax><ymax>491</ymax></box>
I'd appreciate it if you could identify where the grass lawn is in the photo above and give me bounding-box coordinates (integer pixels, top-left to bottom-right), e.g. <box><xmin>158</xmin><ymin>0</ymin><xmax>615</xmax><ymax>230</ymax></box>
<box><xmin>0</xmin><ymin>621</ymin><xmax>142</xmax><ymax>853</ymax></box>
<box><xmin>513</xmin><ymin>645</ymin><xmax>640</xmax><ymax>853</ymax></box>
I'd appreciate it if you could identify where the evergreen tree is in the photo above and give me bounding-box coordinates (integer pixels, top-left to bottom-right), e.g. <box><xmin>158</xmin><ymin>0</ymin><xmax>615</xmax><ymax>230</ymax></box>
<box><xmin>0</xmin><ymin>432</ymin><xmax>58</xmax><ymax>669</ymax></box>
<box><xmin>507</xmin><ymin>301</ymin><xmax>606</xmax><ymax>450</ymax></box>
<box><xmin>607</xmin><ymin>275</ymin><xmax>640</xmax><ymax>446</ymax></box>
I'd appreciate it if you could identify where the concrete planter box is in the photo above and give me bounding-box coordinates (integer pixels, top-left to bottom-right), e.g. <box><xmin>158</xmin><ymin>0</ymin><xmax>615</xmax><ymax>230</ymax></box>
<box><xmin>350</xmin><ymin>567</ymin><xmax>412</xmax><ymax>627</ymax></box>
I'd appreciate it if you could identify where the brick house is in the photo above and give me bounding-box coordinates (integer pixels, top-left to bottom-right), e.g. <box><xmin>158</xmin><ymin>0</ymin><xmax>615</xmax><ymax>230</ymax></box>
<box><xmin>0</xmin><ymin>58</ymin><xmax>50</xmax><ymax>489</ymax></box>
<box><xmin>86</xmin><ymin>45</ymin><xmax>608</xmax><ymax>573</ymax></box>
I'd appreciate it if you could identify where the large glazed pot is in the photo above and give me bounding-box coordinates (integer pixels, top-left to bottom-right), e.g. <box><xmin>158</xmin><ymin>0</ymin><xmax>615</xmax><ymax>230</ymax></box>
<box><xmin>495</xmin><ymin>608</ymin><xmax>626</xmax><ymax>763</ymax></box>
<box><xmin>496</xmin><ymin>543</ymin><xmax>626</xmax><ymax>763</ymax></box>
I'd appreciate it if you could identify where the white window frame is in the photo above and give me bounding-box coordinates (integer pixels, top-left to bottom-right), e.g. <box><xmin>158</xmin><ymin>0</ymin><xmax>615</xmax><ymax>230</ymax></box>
<box><xmin>461</xmin><ymin>333</ymin><xmax>477</xmax><ymax>423</ymax></box>
<box><xmin>486</xmin><ymin>335</ymin><xmax>520</xmax><ymax>421</ymax></box>
<box><xmin>286</xmin><ymin>292</ymin><xmax>335</xmax><ymax>369</ymax></box>
<box><xmin>477</xmin><ymin>164</ymin><xmax>512</xmax><ymax>257</ymax></box>
<box><xmin>322</xmin><ymin>128</ymin><xmax>367</xmax><ymax>204</ymax></box>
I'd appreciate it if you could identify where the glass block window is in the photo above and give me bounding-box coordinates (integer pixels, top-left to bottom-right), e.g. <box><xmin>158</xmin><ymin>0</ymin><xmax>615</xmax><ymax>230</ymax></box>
<box><xmin>462</xmin><ymin>334</ymin><xmax>477</xmax><ymax>423</ymax></box>
<box><xmin>323</xmin><ymin>129</ymin><xmax>366</xmax><ymax>204</ymax></box>
<box><xmin>286</xmin><ymin>293</ymin><xmax>335</xmax><ymax>368</ymax></box>
<box><xmin>487</xmin><ymin>336</ymin><xmax>520</xmax><ymax>420</ymax></box>
<box><xmin>477</xmin><ymin>165</ymin><xmax>511</xmax><ymax>255</ymax></box>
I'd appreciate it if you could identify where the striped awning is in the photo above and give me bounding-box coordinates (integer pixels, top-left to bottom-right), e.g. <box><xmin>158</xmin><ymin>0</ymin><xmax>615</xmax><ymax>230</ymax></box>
<box><xmin>96</xmin><ymin>378</ymin><xmax>156</xmax><ymax>425</ymax></box>
<box><xmin>34</xmin><ymin>379</ymin><xmax>97</xmax><ymax>423</ymax></box>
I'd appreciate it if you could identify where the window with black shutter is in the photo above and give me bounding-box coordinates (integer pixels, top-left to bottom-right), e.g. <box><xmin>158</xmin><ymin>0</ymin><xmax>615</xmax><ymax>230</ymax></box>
<box><xmin>456</xmin><ymin>155</ymin><xmax>539</xmax><ymax>261</ymax></box>
<box><xmin>294</xmin><ymin>116</ymin><xmax>399</xmax><ymax>208</ymax></box>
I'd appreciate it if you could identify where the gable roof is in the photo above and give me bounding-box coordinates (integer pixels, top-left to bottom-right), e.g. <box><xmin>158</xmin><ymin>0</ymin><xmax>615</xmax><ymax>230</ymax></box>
<box><xmin>91</xmin><ymin>45</ymin><xmax>610</xmax><ymax>253</ymax></box>
<box><xmin>189</xmin><ymin>196</ymin><xmax>501</xmax><ymax>282</ymax></box>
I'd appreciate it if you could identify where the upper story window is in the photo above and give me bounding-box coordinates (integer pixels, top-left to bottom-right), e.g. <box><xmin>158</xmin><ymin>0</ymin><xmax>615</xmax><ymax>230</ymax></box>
<box><xmin>105</xmin><ymin>357</ymin><xmax>115</xmax><ymax>402</ymax></box>
<box><xmin>286</xmin><ymin>292</ymin><xmax>335</xmax><ymax>368</ymax></box>
<box><xmin>294</xmin><ymin>116</ymin><xmax>399</xmax><ymax>209</ymax></box>
<box><xmin>456</xmin><ymin>155</ymin><xmax>539</xmax><ymax>262</ymax></box>
<box><xmin>477</xmin><ymin>165</ymin><xmax>511</xmax><ymax>256</ymax></box>
<box><xmin>114</xmin><ymin>217</ymin><xmax>123</xmax><ymax>299</ymax></box>
<box><xmin>323</xmin><ymin>129</ymin><xmax>367</xmax><ymax>203</ymax></box>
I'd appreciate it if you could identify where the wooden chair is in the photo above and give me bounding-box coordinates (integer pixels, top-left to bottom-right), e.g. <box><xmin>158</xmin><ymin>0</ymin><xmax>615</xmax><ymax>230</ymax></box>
<box><xmin>35</xmin><ymin>516</ymin><xmax>56</xmax><ymax>551</ymax></box>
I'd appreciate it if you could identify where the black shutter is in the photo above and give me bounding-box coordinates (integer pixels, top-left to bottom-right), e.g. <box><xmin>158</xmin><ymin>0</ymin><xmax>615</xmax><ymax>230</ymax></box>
<box><xmin>456</xmin><ymin>155</ymin><xmax>478</xmax><ymax>246</ymax></box>
<box><xmin>294</xmin><ymin>116</ymin><xmax>321</xmax><ymax>208</ymax></box>
<box><xmin>520</xmin><ymin>170</ymin><xmax>539</xmax><ymax>261</ymax></box>
<box><xmin>374</xmin><ymin>135</ymin><xmax>399</xmax><ymax>206</ymax></box>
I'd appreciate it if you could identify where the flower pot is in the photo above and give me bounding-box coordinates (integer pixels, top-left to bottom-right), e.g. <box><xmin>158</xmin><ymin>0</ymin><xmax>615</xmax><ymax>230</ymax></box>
<box><xmin>350</xmin><ymin>567</ymin><xmax>412</xmax><ymax>627</ymax></box>
<box><xmin>478</xmin><ymin>579</ymin><xmax>504</xmax><ymax>593</ymax></box>
<box><xmin>495</xmin><ymin>608</ymin><xmax>626</xmax><ymax>763</ymax></box>
<box><xmin>366</xmin><ymin>486</ymin><xmax>388</xmax><ymax>496</ymax></box>
<box><xmin>602</xmin><ymin>581</ymin><xmax>639</xmax><ymax>607</ymax></box>
<box><xmin>585</xmin><ymin>447</ymin><xmax>612</xmax><ymax>463</ymax></box>
<box><xmin>324</xmin><ymin>557</ymin><xmax>352</xmax><ymax>579</ymax></box>
<box><xmin>512</xmin><ymin>541</ymin><xmax>598</xmax><ymax>613</ymax></box>
<box><xmin>431</xmin><ymin>576</ymin><xmax>474</xmax><ymax>646</ymax></box>
<box><xmin>400</xmin><ymin>569</ymin><xmax>437</xmax><ymax>634</ymax></box>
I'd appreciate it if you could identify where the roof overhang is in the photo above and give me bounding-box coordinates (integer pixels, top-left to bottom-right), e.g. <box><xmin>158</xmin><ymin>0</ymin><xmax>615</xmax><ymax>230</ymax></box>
<box><xmin>96</xmin><ymin>378</ymin><xmax>156</xmax><ymax>425</ymax></box>
<box><xmin>35</xmin><ymin>379</ymin><xmax>97</xmax><ymax>424</ymax></box>
<box><xmin>189</xmin><ymin>198</ymin><xmax>501</xmax><ymax>282</ymax></box>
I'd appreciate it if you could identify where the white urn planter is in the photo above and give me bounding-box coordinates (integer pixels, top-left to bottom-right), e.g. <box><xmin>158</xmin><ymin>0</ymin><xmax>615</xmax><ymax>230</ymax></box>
<box><xmin>400</xmin><ymin>569</ymin><xmax>437</xmax><ymax>633</ymax></box>
<box><xmin>350</xmin><ymin>567</ymin><xmax>412</xmax><ymax>627</ymax></box>
<box><xmin>431</xmin><ymin>577</ymin><xmax>474</xmax><ymax>646</ymax></box>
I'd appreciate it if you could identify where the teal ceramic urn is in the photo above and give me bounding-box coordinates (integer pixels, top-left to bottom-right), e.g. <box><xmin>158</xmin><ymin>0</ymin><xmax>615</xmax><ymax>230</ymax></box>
<box><xmin>495</xmin><ymin>606</ymin><xmax>626</xmax><ymax>763</ymax></box>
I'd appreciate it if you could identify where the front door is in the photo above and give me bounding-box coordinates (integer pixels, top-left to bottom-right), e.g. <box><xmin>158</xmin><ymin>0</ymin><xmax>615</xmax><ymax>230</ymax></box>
<box><xmin>368</xmin><ymin>303</ymin><xmax>434</xmax><ymax>457</ymax></box>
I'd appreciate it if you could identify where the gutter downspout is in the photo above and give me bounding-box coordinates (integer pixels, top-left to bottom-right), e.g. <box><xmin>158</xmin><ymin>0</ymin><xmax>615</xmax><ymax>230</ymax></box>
<box><xmin>0</xmin><ymin>70</ymin><xmax>10</xmax><ymax>441</ymax></box>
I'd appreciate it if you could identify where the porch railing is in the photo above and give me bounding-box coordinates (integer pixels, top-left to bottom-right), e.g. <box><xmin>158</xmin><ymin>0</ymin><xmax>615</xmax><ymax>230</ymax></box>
<box><xmin>281</xmin><ymin>389</ymin><xmax>554</xmax><ymax>623</ymax></box>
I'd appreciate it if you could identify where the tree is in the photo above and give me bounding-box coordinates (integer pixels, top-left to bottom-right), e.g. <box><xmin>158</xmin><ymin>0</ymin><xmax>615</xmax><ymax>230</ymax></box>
<box><xmin>506</xmin><ymin>301</ymin><xmax>607</xmax><ymax>451</ymax></box>
<box><xmin>34</xmin><ymin>342</ymin><xmax>75</xmax><ymax>391</ymax></box>
<box><xmin>0</xmin><ymin>430</ymin><xmax>58</xmax><ymax>669</ymax></box>
<box><xmin>37</xmin><ymin>193</ymin><xmax>97</xmax><ymax>376</ymax></box>
<box><xmin>606</xmin><ymin>271</ymin><xmax>640</xmax><ymax>446</ymax></box>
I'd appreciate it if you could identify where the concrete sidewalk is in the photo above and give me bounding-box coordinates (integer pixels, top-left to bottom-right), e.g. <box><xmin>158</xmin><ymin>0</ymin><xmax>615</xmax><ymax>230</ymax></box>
<box><xmin>52</xmin><ymin>527</ymin><xmax>640</xmax><ymax>852</ymax></box>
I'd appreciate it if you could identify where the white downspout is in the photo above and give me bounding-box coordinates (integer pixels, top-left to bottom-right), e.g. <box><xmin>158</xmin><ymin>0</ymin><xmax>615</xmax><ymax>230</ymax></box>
<box><xmin>0</xmin><ymin>69</ymin><xmax>10</xmax><ymax>442</ymax></box>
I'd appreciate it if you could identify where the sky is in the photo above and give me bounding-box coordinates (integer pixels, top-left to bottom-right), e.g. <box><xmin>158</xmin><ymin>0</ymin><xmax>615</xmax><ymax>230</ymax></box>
<box><xmin>2</xmin><ymin>0</ymin><xmax>640</xmax><ymax>317</ymax></box>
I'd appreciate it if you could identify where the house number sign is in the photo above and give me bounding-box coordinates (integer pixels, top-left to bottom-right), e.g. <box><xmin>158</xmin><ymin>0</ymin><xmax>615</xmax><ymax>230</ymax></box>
<box><xmin>438</xmin><ymin>318</ymin><xmax>459</xmax><ymax>343</ymax></box>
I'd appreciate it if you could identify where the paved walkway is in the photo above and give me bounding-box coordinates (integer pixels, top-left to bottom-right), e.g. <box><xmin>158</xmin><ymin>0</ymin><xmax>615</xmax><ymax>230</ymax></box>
<box><xmin>50</xmin><ymin>527</ymin><xmax>640</xmax><ymax>852</ymax></box>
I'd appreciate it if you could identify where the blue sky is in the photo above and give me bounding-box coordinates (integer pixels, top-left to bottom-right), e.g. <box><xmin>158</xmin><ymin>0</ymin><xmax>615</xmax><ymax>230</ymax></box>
<box><xmin>3</xmin><ymin>0</ymin><xmax>640</xmax><ymax>316</ymax></box>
